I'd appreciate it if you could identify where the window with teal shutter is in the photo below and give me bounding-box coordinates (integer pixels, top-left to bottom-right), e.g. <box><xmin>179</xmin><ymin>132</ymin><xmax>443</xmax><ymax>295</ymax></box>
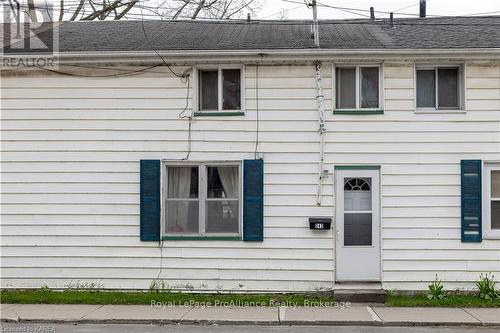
<box><xmin>461</xmin><ymin>160</ymin><xmax>482</xmax><ymax>242</ymax></box>
<box><xmin>140</xmin><ymin>160</ymin><xmax>161</xmax><ymax>241</ymax></box>
<box><xmin>243</xmin><ymin>159</ymin><xmax>264</xmax><ymax>241</ymax></box>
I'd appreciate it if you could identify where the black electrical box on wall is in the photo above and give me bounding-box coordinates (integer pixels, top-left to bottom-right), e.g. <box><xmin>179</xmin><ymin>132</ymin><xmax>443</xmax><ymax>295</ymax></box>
<box><xmin>309</xmin><ymin>217</ymin><xmax>332</xmax><ymax>230</ymax></box>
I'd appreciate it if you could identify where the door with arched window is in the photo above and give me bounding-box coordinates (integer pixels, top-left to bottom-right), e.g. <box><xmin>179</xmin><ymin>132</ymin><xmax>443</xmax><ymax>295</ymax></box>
<box><xmin>335</xmin><ymin>169</ymin><xmax>381</xmax><ymax>281</ymax></box>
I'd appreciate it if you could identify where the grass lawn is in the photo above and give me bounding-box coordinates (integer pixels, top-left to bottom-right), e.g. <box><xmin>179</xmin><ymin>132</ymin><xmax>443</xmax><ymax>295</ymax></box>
<box><xmin>386</xmin><ymin>293</ymin><xmax>500</xmax><ymax>307</ymax></box>
<box><xmin>0</xmin><ymin>290</ymin><xmax>336</xmax><ymax>306</ymax></box>
<box><xmin>2</xmin><ymin>290</ymin><xmax>500</xmax><ymax>307</ymax></box>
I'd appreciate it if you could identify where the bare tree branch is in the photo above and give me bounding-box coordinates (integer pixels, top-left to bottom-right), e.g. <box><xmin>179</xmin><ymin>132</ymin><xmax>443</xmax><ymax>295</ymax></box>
<box><xmin>172</xmin><ymin>0</ymin><xmax>190</xmax><ymax>19</ymax></box>
<box><xmin>58</xmin><ymin>0</ymin><xmax>64</xmax><ymax>21</ymax></box>
<box><xmin>190</xmin><ymin>0</ymin><xmax>205</xmax><ymax>19</ymax></box>
<box><xmin>115</xmin><ymin>0</ymin><xmax>138</xmax><ymax>19</ymax></box>
<box><xmin>69</xmin><ymin>0</ymin><xmax>86</xmax><ymax>21</ymax></box>
<box><xmin>15</xmin><ymin>0</ymin><xmax>261</xmax><ymax>22</ymax></box>
<box><xmin>83</xmin><ymin>0</ymin><xmax>132</xmax><ymax>20</ymax></box>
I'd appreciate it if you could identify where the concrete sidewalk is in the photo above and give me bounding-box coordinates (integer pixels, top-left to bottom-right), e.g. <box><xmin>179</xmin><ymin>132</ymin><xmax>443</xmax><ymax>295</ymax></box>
<box><xmin>1</xmin><ymin>304</ymin><xmax>499</xmax><ymax>326</ymax></box>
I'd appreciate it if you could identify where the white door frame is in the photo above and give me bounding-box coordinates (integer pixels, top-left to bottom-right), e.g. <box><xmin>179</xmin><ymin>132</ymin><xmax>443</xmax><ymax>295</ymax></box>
<box><xmin>334</xmin><ymin>168</ymin><xmax>381</xmax><ymax>282</ymax></box>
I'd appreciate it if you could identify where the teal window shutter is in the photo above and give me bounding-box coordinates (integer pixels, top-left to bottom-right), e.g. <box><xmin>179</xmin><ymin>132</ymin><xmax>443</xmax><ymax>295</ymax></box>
<box><xmin>243</xmin><ymin>159</ymin><xmax>264</xmax><ymax>241</ymax></box>
<box><xmin>461</xmin><ymin>160</ymin><xmax>482</xmax><ymax>242</ymax></box>
<box><xmin>140</xmin><ymin>160</ymin><xmax>161</xmax><ymax>241</ymax></box>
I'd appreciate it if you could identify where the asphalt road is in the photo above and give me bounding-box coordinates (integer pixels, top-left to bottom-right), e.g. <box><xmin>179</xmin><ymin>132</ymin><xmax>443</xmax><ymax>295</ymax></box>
<box><xmin>1</xmin><ymin>324</ymin><xmax>499</xmax><ymax>333</ymax></box>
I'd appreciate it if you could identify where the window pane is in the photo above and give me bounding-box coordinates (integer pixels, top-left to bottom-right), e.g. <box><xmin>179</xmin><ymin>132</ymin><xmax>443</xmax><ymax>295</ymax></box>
<box><xmin>438</xmin><ymin>67</ymin><xmax>459</xmax><ymax>109</ymax></box>
<box><xmin>345</xmin><ymin>191</ymin><xmax>372</xmax><ymax>211</ymax></box>
<box><xmin>199</xmin><ymin>70</ymin><xmax>218</xmax><ymax>110</ymax></box>
<box><xmin>222</xmin><ymin>69</ymin><xmax>241</xmax><ymax>110</ymax></box>
<box><xmin>168</xmin><ymin>166</ymin><xmax>198</xmax><ymax>198</ymax></box>
<box><xmin>206</xmin><ymin>201</ymin><xmax>239</xmax><ymax>233</ymax></box>
<box><xmin>344</xmin><ymin>178</ymin><xmax>372</xmax><ymax>211</ymax></box>
<box><xmin>360</xmin><ymin>67</ymin><xmax>379</xmax><ymax>108</ymax></box>
<box><xmin>344</xmin><ymin>213</ymin><xmax>372</xmax><ymax>246</ymax></box>
<box><xmin>336</xmin><ymin>67</ymin><xmax>356</xmax><ymax>109</ymax></box>
<box><xmin>491</xmin><ymin>171</ymin><xmax>500</xmax><ymax>198</ymax></box>
<box><xmin>491</xmin><ymin>201</ymin><xmax>500</xmax><ymax>230</ymax></box>
<box><xmin>166</xmin><ymin>201</ymin><xmax>199</xmax><ymax>233</ymax></box>
<box><xmin>416</xmin><ymin>69</ymin><xmax>436</xmax><ymax>108</ymax></box>
<box><xmin>207</xmin><ymin>166</ymin><xmax>239</xmax><ymax>199</ymax></box>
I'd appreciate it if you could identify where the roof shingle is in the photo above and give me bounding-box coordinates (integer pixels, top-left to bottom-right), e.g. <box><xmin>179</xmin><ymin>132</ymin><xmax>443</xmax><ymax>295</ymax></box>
<box><xmin>3</xmin><ymin>16</ymin><xmax>500</xmax><ymax>53</ymax></box>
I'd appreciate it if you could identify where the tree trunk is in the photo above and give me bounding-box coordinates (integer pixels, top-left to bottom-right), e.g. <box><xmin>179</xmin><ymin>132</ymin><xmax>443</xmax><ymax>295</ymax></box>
<box><xmin>27</xmin><ymin>0</ymin><xmax>37</xmax><ymax>22</ymax></box>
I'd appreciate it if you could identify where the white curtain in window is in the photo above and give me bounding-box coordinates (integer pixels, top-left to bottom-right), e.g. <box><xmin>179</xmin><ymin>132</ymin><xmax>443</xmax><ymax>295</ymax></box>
<box><xmin>217</xmin><ymin>166</ymin><xmax>238</xmax><ymax>198</ymax></box>
<box><xmin>168</xmin><ymin>167</ymin><xmax>192</xmax><ymax>232</ymax></box>
<box><xmin>169</xmin><ymin>167</ymin><xmax>191</xmax><ymax>198</ymax></box>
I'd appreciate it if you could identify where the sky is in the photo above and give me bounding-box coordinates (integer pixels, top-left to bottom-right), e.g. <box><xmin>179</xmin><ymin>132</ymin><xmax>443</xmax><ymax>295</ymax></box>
<box><xmin>257</xmin><ymin>0</ymin><xmax>500</xmax><ymax>20</ymax></box>
<box><xmin>1</xmin><ymin>0</ymin><xmax>498</xmax><ymax>22</ymax></box>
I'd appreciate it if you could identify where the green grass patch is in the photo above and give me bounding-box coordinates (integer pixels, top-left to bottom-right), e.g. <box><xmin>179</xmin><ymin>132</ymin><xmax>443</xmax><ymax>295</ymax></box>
<box><xmin>387</xmin><ymin>293</ymin><xmax>500</xmax><ymax>308</ymax></box>
<box><xmin>0</xmin><ymin>290</ymin><xmax>336</xmax><ymax>306</ymax></box>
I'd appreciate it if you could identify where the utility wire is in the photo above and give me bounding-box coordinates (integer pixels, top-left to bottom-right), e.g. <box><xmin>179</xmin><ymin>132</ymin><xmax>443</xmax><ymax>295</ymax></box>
<box><xmin>253</xmin><ymin>62</ymin><xmax>259</xmax><ymax>159</ymax></box>
<box><xmin>138</xmin><ymin>3</ymin><xmax>189</xmax><ymax>81</ymax></box>
<box><xmin>393</xmin><ymin>3</ymin><xmax>420</xmax><ymax>13</ymax></box>
<box><xmin>285</xmin><ymin>0</ymin><xmax>500</xmax><ymax>19</ymax></box>
<box><xmin>260</xmin><ymin>4</ymin><xmax>304</xmax><ymax>19</ymax></box>
<box><xmin>40</xmin><ymin>63</ymin><xmax>164</xmax><ymax>77</ymax></box>
<box><xmin>327</xmin><ymin>6</ymin><xmax>370</xmax><ymax>18</ymax></box>
<box><xmin>466</xmin><ymin>10</ymin><xmax>500</xmax><ymax>16</ymax></box>
<box><xmin>137</xmin><ymin>0</ymin><xmax>193</xmax><ymax>162</ymax></box>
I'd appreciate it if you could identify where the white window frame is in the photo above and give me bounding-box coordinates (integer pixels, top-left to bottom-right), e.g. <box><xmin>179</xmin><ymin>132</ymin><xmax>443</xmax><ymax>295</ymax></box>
<box><xmin>194</xmin><ymin>65</ymin><xmax>245</xmax><ymax>114</ymax></box>
<box><xmin>483</xmin><ymin>162</ymin><xmax>500</xmax><ymax>239</ymax></box>
<box><xmin>414</xmin><ymin>63</ymin><xmax>466</xmax><ymax>113</ymax></box>
<box><xmin>162</xmin><ymin>161</ymin><xmax>242</xmax><ymax>237</ymax></box>
<box><xmin>332</xmin><ymin>64</ymin><xmax>384</xmax><ymax>111</ymax></box>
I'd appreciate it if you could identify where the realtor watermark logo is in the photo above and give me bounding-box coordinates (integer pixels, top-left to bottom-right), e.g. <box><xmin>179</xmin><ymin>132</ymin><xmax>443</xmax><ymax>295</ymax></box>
<box><xmin>1</xmin><ymin>1</ymin><xmax>59</xmax><ymax>68</ymax></box>
<box><xmin>0</xmin><ymin>325</ymin><xmax>55</xmax><ymax>332</ymax></box>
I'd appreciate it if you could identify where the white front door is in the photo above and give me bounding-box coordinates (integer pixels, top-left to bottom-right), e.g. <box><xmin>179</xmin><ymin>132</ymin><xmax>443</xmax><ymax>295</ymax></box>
<box><xmin>335</xmin><ymin>169</ymin><xmax>381</xmax><ymax>281</ymax></box>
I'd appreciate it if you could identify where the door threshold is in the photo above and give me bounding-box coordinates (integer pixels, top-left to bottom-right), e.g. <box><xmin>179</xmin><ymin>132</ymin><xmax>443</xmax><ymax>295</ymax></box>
<box><xmin>334</xmin><ymin>282</ymin><xmax>382</xmax><ymax>290</ymax></box>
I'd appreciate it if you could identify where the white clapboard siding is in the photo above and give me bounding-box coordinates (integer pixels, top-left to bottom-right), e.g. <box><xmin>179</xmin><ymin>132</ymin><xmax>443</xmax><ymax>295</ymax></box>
<box><xmin>0</xmin><ymin>278</ymin><xmax>332</xmax><ymax>292</ymax></box>
<box><xmin>1</xmin><ymin>62</ymin><xmax>499</xmax><ymax>292</ymax></box>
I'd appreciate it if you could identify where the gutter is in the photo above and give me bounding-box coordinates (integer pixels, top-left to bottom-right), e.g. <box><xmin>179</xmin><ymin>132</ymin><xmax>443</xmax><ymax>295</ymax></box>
<box><xmin>2</xmin><ymin>48</ymin><xmax>500</xmax><ymax>65</ymax></box>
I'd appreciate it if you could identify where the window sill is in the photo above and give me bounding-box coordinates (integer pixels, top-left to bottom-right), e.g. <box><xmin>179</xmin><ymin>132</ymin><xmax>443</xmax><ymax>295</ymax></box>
<box><xmin>194</xmin><ymin>112</ymin><xmax>245</xmax><ymax>117</ymax></box>
<box><xmin>482</xmin><ymin>233</ymin><xmax>500</xmax><ymax>240</ymax></box>
<box><xmin>333</xmin><ymin>109</ymin><xmax>384</xmax><ymax>115</ymax></box>
<box><xmin>162</xmin><ymin>235</ymin><xmax>241</xmax><ymax>241</ymax></box>
<box><xmin>415</xmin><ymin>109</ymin><xmax>466</xmax><ymax>114</ymax></box>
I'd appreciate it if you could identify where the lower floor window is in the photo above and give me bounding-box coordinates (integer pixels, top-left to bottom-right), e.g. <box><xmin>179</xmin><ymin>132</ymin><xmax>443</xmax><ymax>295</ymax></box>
<box><xmin>485</xmin><ymin>164</ymin><xmax>500</xmax><ymax>236</ymax></box>
<box><xmin>165</xmin><ymin>163</ymin><xmax>240</xmax><ymax>236</ymax></box>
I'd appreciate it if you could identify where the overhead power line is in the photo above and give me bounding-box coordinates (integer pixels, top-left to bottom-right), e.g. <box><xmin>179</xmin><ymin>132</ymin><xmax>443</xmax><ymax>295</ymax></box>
<box><xmin>260</xmin><ymin>4</ymin><xmax>304</xmax><ymax>19</ymax></box>
<box><xmin>284</xmin><ymin>0</ymin><xmax>500</xmax><ymax>19</ymax></box>
<box><xmin>283</xmin><ymin>0</ymin><xmax>428</xmax><ymax>17</ymax></box>
<box><xmin>393</xmin><ymin>3</ymin><xmax>420</xmax><ymax>13</ymax></box>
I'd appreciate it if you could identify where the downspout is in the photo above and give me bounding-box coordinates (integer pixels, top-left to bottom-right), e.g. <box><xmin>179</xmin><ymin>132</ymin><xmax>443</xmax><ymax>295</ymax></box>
<box><xmin>315</xmin><ymin>61</ymin><xmax>326</xmax><ymax>206</ymax></box>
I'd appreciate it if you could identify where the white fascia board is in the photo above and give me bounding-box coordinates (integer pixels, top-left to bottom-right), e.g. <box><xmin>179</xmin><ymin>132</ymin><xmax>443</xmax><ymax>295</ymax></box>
<box><xmin>3</xmin><ymin>48</ymin><xmax>500</xmax><ymax>65</ymax></box>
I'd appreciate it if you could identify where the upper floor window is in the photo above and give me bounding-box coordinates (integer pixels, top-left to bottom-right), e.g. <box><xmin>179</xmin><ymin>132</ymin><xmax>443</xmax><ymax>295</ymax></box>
<box><xmin>335</xmin><ymin>65</ymin><xmax>381</xmax><ymax>111</ymax></box>
<box><xmin>197</xmin><ymin>66</ymin><xmax>242</xmax><ymax>113</ymax></box>
<box><xmin>416</xmin><ymin>65</ymin><xmax>463</xmax><ymax>111</ymax></box>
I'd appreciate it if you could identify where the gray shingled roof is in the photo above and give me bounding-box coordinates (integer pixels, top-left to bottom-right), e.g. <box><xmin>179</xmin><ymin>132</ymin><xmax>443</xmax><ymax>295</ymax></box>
<box><xmin>3</xmin><ymin>16</ymin><xmax>500</xmax><ymax>54</ymax></box>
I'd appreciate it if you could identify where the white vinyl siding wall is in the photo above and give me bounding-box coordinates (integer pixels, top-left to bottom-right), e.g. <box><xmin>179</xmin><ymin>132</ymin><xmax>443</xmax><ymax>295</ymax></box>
<box><xmin>1</xmin><ymin>61</ymin><xmax>499</xmax><ymax>291</ymax></box>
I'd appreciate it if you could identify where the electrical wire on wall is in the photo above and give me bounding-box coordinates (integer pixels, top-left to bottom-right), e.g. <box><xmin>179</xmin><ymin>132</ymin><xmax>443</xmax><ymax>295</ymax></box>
<box><xmin>315</xmin><ymin>61</ymin><xmax>326</xmax><ymax>206</ymax></box>
<box><xmin>254</xmin><ymin>62</ymin><xmax>260</xmax><ymax>159</ymax></box>
<box><xmin>178</xmin><ymin>76</ymin><xmax>192</xmax><ymax>161</ymax></box>
<box><xmin>136</xmin><ymin>4</ymin><xmax>195</xmax><ymax>282</ymax></box>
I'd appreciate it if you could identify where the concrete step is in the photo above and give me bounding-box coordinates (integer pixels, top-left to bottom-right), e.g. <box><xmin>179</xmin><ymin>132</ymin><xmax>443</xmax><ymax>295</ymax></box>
<box><xmin>334</xmin><ymin>289</ymin><xmax>387</xmax><ymax>303</ymax></box>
